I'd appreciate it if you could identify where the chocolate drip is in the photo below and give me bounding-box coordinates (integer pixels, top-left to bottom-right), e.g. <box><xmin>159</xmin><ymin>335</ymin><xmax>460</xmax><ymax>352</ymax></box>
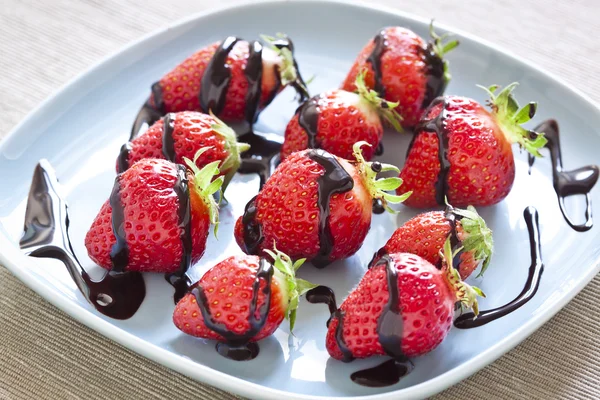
<box><xmin>351</xmin><ymin>359</ymin><xmax>412</xmax><ymax>387</ymax></box>
<box><xmin>420</xmin><ymin>43</ymin><xmax>447</xmax><ymax>109</ymax></box>
<box><xmin>244</xmin><ymin>41</ymin><xmax>264</xmax><ymax>125</ymax></box>
<box><xmin>130</xmin><ymin>82</ymin><xmax>165</xmax><ymax>141</ymax></box>
<box><xmin>366</xmin><ymin>31</ymin><xmax>387</xmax><ymax>96</ymax></box>
<box><xmin>372</xmin><ymin>199</ymin><xmax>385</xmax><ymax>215</ymax></box>
<box><xmin>164</xmin><ymin>164</ymin><xmax>193</xmax><ymax>303</ymax></box>
<box><xmin>455</xmin><ymin>206</ymin><xmax>543</xmax><ymax>328</ymax></box>
<box><xmin>192</xmin><ymin>258</ymin><xmax>273</xmax><ymax>361</ymax></box>
<box><xmin>161</xmin><ymin>113</ymin><xmax>177</xmax><ymax>162</ymax></box>
<box><xmin>528</xmin><ymin>119</ymin><xmax>599</xmax><ymax>232</ymax></box>
<box><xmin>109</xmin><ymin>175</ymin><xmax>129</xmax><ymax>273</ymax></box>
<box><xmin>297</xmin><ymin>95</ymin><xmax>321</xmax><ymax>149</ymax></box>
<box><xmin>375</xmin><ymin>142</ymin><xmax>384</xmax><ymax>156</ymax></box>
<box><xmin>444</xmin><ymin>205</ymin><xmax>464</xmax><ymax>272</ymax></box>
<box><xmin>199</xmin><ymin>36</ymin><xmax>240</xmax><ymax>116</ymax></box>
<box><xmin>116</xmin><ymin>142</ymin><xmax>132</xmax><ymax>174</ymax></box>
<box><xmin>20</xmin><ymin>161</ymin><xmax>145</xmax><ymax>320</ymax></box>
<box><xmin>307</xmin><ymin>150</ymin><xmax>354</xmax><ymax>268</ymax></box>
<box><xmin>238</xmin><ymin>131</ymin><xmax>282</xmax><ymax>189</ymax></box>
<box><xmin>240</xmin><ymin>195</ymin><xmax>263</xmax><ymax>255</ymax></box>
<box><xmin>305</xmin><ymin>285</ymin><xmax>338</xmax><ymax>315</ymax></box>
<box><xmin>407</xmin><ymin>97</ymin><xmax>450</xmax><ymax>205</ymax></box>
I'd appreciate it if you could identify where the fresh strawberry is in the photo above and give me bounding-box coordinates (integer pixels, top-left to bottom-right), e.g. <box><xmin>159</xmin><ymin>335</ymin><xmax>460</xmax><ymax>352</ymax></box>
<box><xmin>119</xmin><ymin>111</ymin><xmax>249</xmax><ymax>187</ymax></box>
<box><xmin>173</xmin><ymin>249</ymin><xmax>316</xmax><ymax>347</ymax></box>
<box><xmin>381</xmin><ymin>205</ymin><xmax>493</xmax><ymax>280</ymax></box>
<box><xmin>149</xmin><ymin>34</ymin><xmax>308</xmax><ymax>123</ymax></box>
<box><xmin>325</xmin><ymin>240</ymin><xmax>483</xmax><ymax>361</ymax></box>
<box><xmin>281</xmin><ymin>70</ymin><xmax>402</xmax><ymax>161</ymax></box>
<box><xmin>234</xmin><ymin>142</ymin><xmax>410</xmax><ymax>268</ymax></box>
<box><xmin>398</xmin><ymin>83</ymin><xmax>547</xmax><ymax>208</ymax></box>
<box><xmin>342</xmin><ymin>24</ymin><xmax>458</xmax><ymax>128</ymax></box>
<box><xmin>85</xmin><ymin>157</ymin><xmax>223</xmax><ymax>273</ymax></box>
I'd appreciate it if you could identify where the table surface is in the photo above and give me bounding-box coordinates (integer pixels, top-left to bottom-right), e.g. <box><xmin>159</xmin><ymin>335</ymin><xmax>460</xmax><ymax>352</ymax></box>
<box><xmin>2</xmin><ymin>1</ymin><xmax>600</xmax><ymax>399</ymax></box>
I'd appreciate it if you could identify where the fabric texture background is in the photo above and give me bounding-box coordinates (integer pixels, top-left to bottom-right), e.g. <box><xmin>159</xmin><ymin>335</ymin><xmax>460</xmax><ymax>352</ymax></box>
<box><xmin>1</xmin><ymin>1</ymin><xmax>599</xmax><ymax>399</ymax></box>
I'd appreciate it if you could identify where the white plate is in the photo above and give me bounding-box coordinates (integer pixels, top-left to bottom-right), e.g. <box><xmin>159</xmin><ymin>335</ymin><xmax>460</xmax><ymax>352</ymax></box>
<box><xmin>1</xmin><ymin>1</ymin><xmax>600</xmax><ymax>399</ymax></box>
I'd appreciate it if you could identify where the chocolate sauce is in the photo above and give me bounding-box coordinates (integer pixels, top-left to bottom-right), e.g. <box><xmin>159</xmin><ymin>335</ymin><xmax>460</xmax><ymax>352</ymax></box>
<box><xmin>308</xmin><ymin>150</ymin><xmax>354</xmax><ymax>268</ymax></box>
<box><xmin>454</xmin><ymin>206</ymin><xmax>543</xmax><ymax>328</ymax></box>
<box><xmin>240</xmin><ymin>195</ymin><xmax>263</xmax><ymax>255</ymax></box>
<box><xmin>116</xmin><ymin>142</ymin><xmax>132</xmax><ymax>174</ymax></box>
<box><xmin>192</xmin><ymin>258</ymin><xmax>273</xmax><ymax>361</ymax></box>
<box><xmin>164</xmin><ymin>164</ymin><xmax>194</xmax><ymax>303</ymax></box>
<box><xmin>297</xmin><ymin>95</ymin><xmax>321</xmax><ymax>149</ymax></box>
<box><xmin>372</xmin><ymin>199</ymin><xmax>385</xmax><ymax>215</ymax></box>
<box><xmin>350</xmin><ymin>359</ymin><xmax>413</xmax><ymax>387</ymax></box>
<box><xmin>161</xmin><ymin>113</ymin><xmax>177</xmax><ymax>162</ymax></box>
<box><xmin>20</xmin><ymin>161</ymin><xmax>145</xmax><ymax>320</ymax></box>
<box><xmin>366</xmin><ymin>31</ymin><xmax>387</xmax><ymax>96</ymax></box>
<box><xmin>528</xmin><ymin>119</ymin><xmax>599</xmax><ymax>232</ymax></box>
<box><xmin>199</xmin><ymin>36</ymin><xmax>240</xmax><ymax>116</ymax></box>
<box><xmin>237</xmin><ymin>131</ymin><xmax>282</xmax><ymax>189</ymax></box>
<box><xmin>420</xmin><ymin>43</ymin><xmax>447</xmax><ymax>109</ymax></box>
<box><xmin>375</xmin><ymin>142</ymin><xmax>384</xmax><ymax>156</ymax></box>
<box><xmin>444</xmin><ymin>205</ymin><xmax>464</xmax><ymax>272</ymax></box>
<box><xmin>108</xmin><ymin>175</ymin><xmax>129</xmax><ymax>273</ymax></box>
<box><xmin>407</xmin><ymin>97</ymin><xmax>450</xmax><ymax>205</ymax></box>
<box><xmin>244</xmin><ymin>40</ymin><xmax>264</xmax><ymax>125</ymax></box>
<box><xmin>130</xmin><ymin>82</ymin><xmax>165</xmax><ymax>141</ymax></box>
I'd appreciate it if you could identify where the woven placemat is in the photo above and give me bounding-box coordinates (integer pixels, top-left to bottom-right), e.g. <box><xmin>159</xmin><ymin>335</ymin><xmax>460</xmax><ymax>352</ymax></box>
<box><xmin>2</xmin><ymin>1</ymin><xmax>599</xmax><ymax>399</ymax></box>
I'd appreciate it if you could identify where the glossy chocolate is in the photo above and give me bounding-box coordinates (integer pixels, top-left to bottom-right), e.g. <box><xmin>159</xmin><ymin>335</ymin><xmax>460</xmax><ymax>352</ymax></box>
<box><xmin>366</xmin><ymin>31</ymin><xmax>387</xmax><ymax>96</ymax></box>
<box><xmin>199</xmin><ymin>36</ymin><xmax>240</xmax><ymax>116</ymax></box>
<box><xmin>528</xmin><ymin>119</ymin><xmax>599</xmax><ymax>232</ymax></box>
<box><xmin>420</xmin><ymin>43</ymin><xmax>447</xmax><ymax>109</ymax></box>
<box><xmin>407</xmin><ymin>97</ymin><xmax>449</xmax><ymax>205</ymax></box>
<box><xmin>297</xmin><ymin>95</ymin><xmax>321</xmax><ymax>149</ymax></box>
<box><xmin>161</xmin><ymin>113</ymin><xmax>177</xmax><ymax>162</ymax></box>
<box><xmin>244</xmin><ymin>40</ymin><xmax>264</xmax><ymax>125</ymax></box>
<box><xmin>237</xmin><ymin>131</ymin><xmax>282</xmax><ymax>189</ymax></box>
<box><xmin>192</xmin><ymin>258</ymin><xmax>273</xmax><ymax>361</ymax></box>
<box><xmin>240</xmin><ymin>195</ymin><xmax>263</xmax><ymax>255</ymax></box>
<box><xmin>130</xmin><ymin>82</ymin><xmax>165</xmax><ymax>140</ymax></box>
<box><xmin>454</xmin><ymin>206</ymin><xmax>543</xmax><ymax>328</ymax></box>
<box><xmin>20</xmin><ymin>161</ymin><xmax>145</xmax><ymax>320</ymax></box>
<box><xmin>108</xmin><ymin>174</ymin><xmax>129</xmax><ymax>273</ymax></box>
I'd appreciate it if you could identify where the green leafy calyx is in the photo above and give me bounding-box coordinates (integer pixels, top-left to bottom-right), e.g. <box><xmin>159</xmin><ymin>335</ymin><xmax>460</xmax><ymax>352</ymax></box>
<box><xmin>452</xmin><ymin>205</ymin><xmax>494</xmax><ymax>277</ymax></box>
<box><xmin>352</xmin><ymin>141</ymin><xmax>411</xmax><ymax>213</ymax></box>
<box><xmin>441</xmin><ymin>237</ymin><xmax>485</xmax><ymax>316</ymax></box>
<box><xmin>428</xmin><ymin>20</ymin><xmax>459</xmax><ymax>85</ymax></box>
<box><xmin>478</xmin><ymin>82</ymin><xmax>547</xmax><ymax>157</ymax></box>
<box><xmin>264</xmin><ymin>248</ymin><xmax>317</xmax><ymax>333</ymax></box>
<box><xmin>183</xmin><ymin>147</ymin><xmax>224</xmax><ymax>236</ymax></box>
<box><xmin>354</xmin><ymin>69</ymin><xmax>403</xmax><ymax>132</ymax></box>
<box><xmin>209</xmin><ymin>111</ymin><xmax>250</xmax><ymax>191</ymax></box>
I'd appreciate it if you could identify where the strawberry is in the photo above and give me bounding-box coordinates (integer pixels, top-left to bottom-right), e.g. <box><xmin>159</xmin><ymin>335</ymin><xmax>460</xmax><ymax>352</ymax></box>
<box><xmin>281</xmin><ymin>70</ymin><xmax>402</xmax><ymax>161</ymax></box>
<box><xmin>234</xmin><ymin>142</ymin><xmax>410</xmax><ymax>268</ymax></box>
<box><xmin>118</xmin><ymin>111</ymin><xmax>249</xmax><ymax>187</ymax></box>
<box><xmin>324</xmin><ymin>239</ymin><xmax>482</xmax><ymax>362</ymax></box>
<box><xmin>342</xmin><ymin>24</ymin><xmax>458</xmax><ymax>128</ymax></box>
<box><xmin>173</xmin><ymin>249</ymin><xmax>316</xmax><ymax>360</ymax></box>
<box><xmin>85</xmin><ymin>157</ymin><xmax>223</xmax><ymax>274</ymax></box>
<box><xmin>147</xmin><ymin>34</ymin><xmax>308</xmax><ymax>125</ymax></box>
<box><xmin>380</xmin><ymin>205</ymin><xmax>493</xmax><ymax>280</ymax></box>
<box><xmin>398</xmin><ymin>83</ymin><xmax>547</xmax><ymax>208</ymax></box>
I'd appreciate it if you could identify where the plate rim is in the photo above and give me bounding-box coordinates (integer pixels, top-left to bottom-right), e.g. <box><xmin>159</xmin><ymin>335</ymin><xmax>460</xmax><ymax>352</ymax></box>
<box><xmin>1</xmin><ymin>1</ymin><xmax>600</xmax><ymax>399</ymax></box>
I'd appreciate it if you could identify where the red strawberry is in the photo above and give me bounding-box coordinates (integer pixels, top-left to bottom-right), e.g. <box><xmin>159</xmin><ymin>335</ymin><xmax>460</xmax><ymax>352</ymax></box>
<box><xmin>381</xmin><ymin>205</ymin><xmax>493</xmax><ymax>280</ymax></box>
<box><xmin>234</xmin><ymin>142</ymin><xmax>410</xmax><ymax>268</ymax></box>
<box><xmin>118</xmin><ymin>111</ymin><xmax>249</xmax><ymax>187</ymax></box>
<box><xmin>398</xmin><ymin>83</ymin><xmax>547</xmax><ymax>208</ymax></box>
<box><xmin>173</xmin><ymin>249</ymin><xmax>316</xmax><ymax>359</ymax></box>
<box><xmin>325</xmin><ymin>240</ymin><xmax>482</xmax><ymax>361</ymax></box>
<box><xmin>342</xmin><ymin>24</ymin><xmax>458</xmax><ymax>128</ymax></box>
<box><xmin>149</xmin><ymin>34</ymin><xmax>308</xmax><ymax>123</ymax></box>
<box><xmin>85</xmin><ymin>157</ymin><xmax>222</xmax><ymax>273</ymax></box>
<box><xmin>281</xmin><ymin>71</ymin><xmax>402</xmax><ymax>161</ymax></box>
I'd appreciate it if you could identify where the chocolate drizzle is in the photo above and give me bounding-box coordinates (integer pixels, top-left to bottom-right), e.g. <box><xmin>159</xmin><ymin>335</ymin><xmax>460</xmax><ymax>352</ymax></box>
<box><xmin>237</xmin><ymin>131</ymin><xmax>282</xmax><ymax>189</ymax></box>
<box><xmin>108</xmin><ymin>175</ymin><xmax>129</xmax><ymax>273</ymax></box>
<box><xmin>454</xmin><ymin>206</ymin><xmax>543</xmax><ymax>329</ymax></box>
<box><xmin>20</xmin><ymin>161</ymin><xmax>145</xmax><ymax>320</ymax></box>
<box><xmin>240</xmin><ymin>195</ymin><xmax>263</xmax><ymax>255</ymax></box>
<box><xmin>528</xmin><ymin>119</ymin><xmax>599</xmax><ymax>232</ymax></box>
<box><xmin>297</xmin><ymin>95</ymin><xmax>321</xmax><ymax>149</ymax></box>
<box><xmin>420</xmin><ymin>43</ymin><xmax>447</xmax><ymax>109</ymax></box>
<box><xmin>444</xmin><ymin>205</ymin><xmax>464</xmax><ymax>272</ymax></box>
<box><xmin>164</xmin><ymin>164</ymin><xmax>194</xmax><ymax>303</ymax></box>
<box><xmin>199</xmin><ymin>36</ymin><xmax>240</xmax><ymax>116</ymax></box>
<box><xmin>192</xmin><ymin>258</ymin><xmax>273</xmax><ymax>360</ymax></box>
<box><xmin>366</xmin><ymin>31</ymin><xmax>387</xmax><ymax>96</ymax></box>
<box><xmin>244</xmin><ymin>40</ymin><xmax>264</xmax><ymax>125</ymax></box>
<box><xmin>407</xmin><ymin>97</ymin><xmax>450</xmax><ymax>205</ymax></box>
<box><xmin>161</xmin><ymin>113</ymin><xmax>177</xmax><ymax>162</ymax></box>
<box><xmin>130</xmin><ymin>82</ymin><xmax>165</xmax><ymax>141</ymax></box>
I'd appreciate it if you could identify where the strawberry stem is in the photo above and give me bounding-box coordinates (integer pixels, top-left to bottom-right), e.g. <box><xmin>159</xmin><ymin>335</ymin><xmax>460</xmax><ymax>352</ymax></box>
<box><xmin>264</xmin><ymin>247</ymin><xmax>317</xmax><ymax>333</ymax></box>
<box><xmin>478</xmin><ymin>82</ymin><xmax>548</xmax><ymax>157</ymax></box>
<box><xmin>440</xmin><ymin>237</ymin><xmax>485</xmax><ymax>316</ymax></box>
<box><xmin>352</xmin><ymin>141</ymin><xmax>411</xmax><ymax>213</ymax></box>
<box><xmin>209</xmin><ymin>111</ymin><xmax>250</xmax><ymax>191</ymax></box>
<box><xmin>429</xmin><ymin>20</ymin><xmax>459</xmax><ymax>85</ymax></box>
<box><xmin>354</xmin><ymin>69</ymin><xmax>403</xmax><ymax>132</ymax></box>
<box><xmin>183</xmin><ymin>147</ymin><xmax>224</xmax><ymax>236</ymax></box>
<box><xmin>451</xmin><ymin>205</ymin><xmax>494</xmax><ymax>277</ymax></box>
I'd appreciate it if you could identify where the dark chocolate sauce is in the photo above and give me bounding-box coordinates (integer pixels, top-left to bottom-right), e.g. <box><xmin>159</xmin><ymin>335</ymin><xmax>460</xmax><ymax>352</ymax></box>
<box><xmin>164</xmin><ymin>164</ymin><xmax>194</xmax><ymax>303</ymax></box>
<box><xmin>307</xmin><ymin>150</ymin><xmax>354</xmax><ymax>268</ymax></box>
<box><xmin>351</xmin><ymin>359</ymin><xmax>413</xmax><ymax>387</ymax></box>
<box><xmin>240</xmin><ymin>195</ymin><xmax>263</xmax><ymax>255</ymax></box>
<box><xmin>528</xmin><ymin>119</ymin><xmax>599</xmax><ymax>232</ymax></box>
<box><xmin>116</xmin><ymin>142</ymin><xmax>132</xmax><ymax>174</ymax></box>
<box><xmin>199</xmin><ymin>36</ymin><xmax>240</xmax><ymax>116</ymax></box>
<box><xmin>372</xmin><ymin>199</ymin><xmax>385</xmax><ymax>215</ymax></box>
<box><xmin>20</xmin><ymin>161</ymin><xmax>145</xmax><ymax>320</ymax></box>
<box><xmin>297</xmin><ymin>95</ymin><xmax>321</xmax><ymax>149</ymax></box>
<box><xmin>192</xmin><ymin>258</ymin><xmax>273</xmax><ymax>361</ymax></box>
<box><xmin>108</xmin><ymin>175</ymin><xmax>129</xmax><ymax>273</ymax></box>
<box><xmin>244</xmin><ymin>40</ymin><xmax>264</xmax><ymax>125</ymax></box>
<box><xmin>237</xmin><ymin>131</ymin><xmax>282</xmax><ymax>189</ymax></box>
<box><xmin>366</xmin><ymin>31</ymin><xmax>387</xmax><ymax>96</ymax></box>
<box><xmin>407</xmin><ymin>97</ymin><xmax>449</xmax><ymax>205</ymax></box>
<box><xmin>375</xmin><ymin>142</ymin><xmax>384</xmax><ymax>156</ymax></box>
<box><xmin>161</xmin><ymin>113</ymin><xmax>177</xmax><ymax>162</ymax></box>
<box><xmin>420</xmin><ymin>43</ymin><xmax>447</xmax><ymax>109</ymax></box>
<box><xmin>130</xmin><ymin>82</ymin><xmax>165</xmax><ymax>141</ymax></box>
<box><xmin>454</xmin><ymin>206</ymin><xmax>543</xmax><ymax>328</ymax></box>
<box><xmin>444</xmin><ymin>205</ymin><xmax>464</xmax><ymax>272</ymax></box>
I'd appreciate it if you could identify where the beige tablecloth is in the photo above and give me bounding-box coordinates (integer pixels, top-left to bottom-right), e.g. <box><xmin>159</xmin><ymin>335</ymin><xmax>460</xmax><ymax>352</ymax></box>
<box><xmin>2</xmin><ymin>1</ymin><xmax>600</xmax><ymax>399</ymax></box>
